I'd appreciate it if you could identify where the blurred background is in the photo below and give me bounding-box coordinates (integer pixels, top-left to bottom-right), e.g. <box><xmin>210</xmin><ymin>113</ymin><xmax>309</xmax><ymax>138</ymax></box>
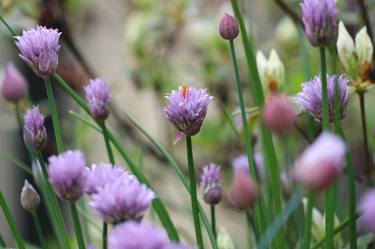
<box><xmin>1</xmin><ymin>0</ymin><xmax>375</xmax><ymax>248</ymax></box>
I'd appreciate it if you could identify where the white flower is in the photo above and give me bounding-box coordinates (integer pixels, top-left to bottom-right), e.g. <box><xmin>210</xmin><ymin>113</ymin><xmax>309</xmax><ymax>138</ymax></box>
<box><xmin>355</xmin><ymin>26</ymin><xmax>373</xmax><ymax>66</ymax></box>
<box><xmin>337</xmin><ymin>21</ymin><xmax>356</xmax><ymax>72</ymax></box>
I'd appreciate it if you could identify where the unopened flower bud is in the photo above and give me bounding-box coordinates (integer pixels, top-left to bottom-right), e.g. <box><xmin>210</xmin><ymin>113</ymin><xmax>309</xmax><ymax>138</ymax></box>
<box><xmin>229</xmin><ymin>172</ymin><xmax>258</xmax><ymax>209</ymax></box>
<box><xmin>200</xmin><ymin>163</ymin><xmax>222</xmax><ymax>205</ymax></box>
<box><xmin>2</xmin><ymin>63</ymin><xmax>28</xmax><ymax>103</ymax></box>
<box><xmin>84</xmin><ymin>78</ymin><xmax>111</xmax><ymax>121</ymax></box>
<box><xmin>20</xmin><ymin>180</ymin><xmax>40</xmax><ymax>212</ymax></box>
<box><xmin>262</xmin><ymin>94</ymin><xmax>297</xmax><ymax>133</ymax></box>
<box><xmin>219</xmin><ymin>13</ymin><xmax>239</xmax><ymax>40</ymax></box>
<box><xmin>355</xmin><ymin>26</ymin><xmax>373</xmax><ymax>67</ymax></box>
<box><xmin>217</xmin><ymin>227</ymin><xmax>235</xmax><ymax>249</ymax></box>
<box><xmin>294</xmin><ymin>132</ymin><xmax>346</xmax><ymax>192</ymax></box>
<box><xmin>337</xmin><ymin>21</ymin><xmax>356</xmax><ymax>73</ymax></box>
<box><xmin>23</xmin><ymin>106</ymin><xmax>47</xmax><ymax>151</ymax></box>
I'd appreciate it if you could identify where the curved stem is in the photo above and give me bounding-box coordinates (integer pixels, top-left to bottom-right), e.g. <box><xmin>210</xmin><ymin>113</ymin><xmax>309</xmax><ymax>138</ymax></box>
<box><xmin>210</xmin><ymin>205</ymin><xmax>216</xmax><ymax>239</ymax></box>
<box><xmin>44</xmin><ymin>78</ymin><xmax>64</xmax><ymax>153</ymax></box>
<box><xmin>186</xmin><ymin>136</ymin><xmax>204</xmax><ymax>249</ymax></box>
<box><xmin>32</xmin><ymin>212</ymin><xmax>47</xmax><ymax>249</ymax></box>
<box><xmin>303</xmin><ymin>192</ymin><xmax>313</xmax><ymax>249</ymax></box>
<box><xmin>70</xmin><ymin>203</ymin><xmax>86</xmax><ymax>249</ymax></box>
<box><xmin>0</xmin><ymin>190</ymin><xmax>26</xmax><ymax>249</ymax></box>
<box><xmin>358</xmin><ymin>92</ymin><xmax>372</xmax><ymax>176</ymax></box>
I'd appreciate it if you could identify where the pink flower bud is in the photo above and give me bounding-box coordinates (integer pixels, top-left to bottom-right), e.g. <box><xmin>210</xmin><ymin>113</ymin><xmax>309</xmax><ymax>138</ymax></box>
<box><xmin>1</xmin><ymin>63</ymin><xmax>28</xmax><ymax>103</ymax></box>
<box><xmin>262</xmin><ymin>94</ymin><xmax>297</xmax><ymax>133</ymax></box>
<box><xmin>293</xmin><ymin>132</ymin><xmax>346</xmax><ymax>192</ymax></box>
<box><xmin>219</xmin><ymin>13</ymin><xmax>239</xmax><ymax>40</ymax></box>
<box><xmin>229</xmin><ymin>171</ymin><xmax>258</xmax><ymax>209</ymax></box>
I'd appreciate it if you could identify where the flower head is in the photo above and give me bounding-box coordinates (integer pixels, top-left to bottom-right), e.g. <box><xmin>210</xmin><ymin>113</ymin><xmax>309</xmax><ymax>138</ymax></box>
<box><xmin>20</xmin><ymin>180</ymin><xmax>40</xmax><ymax>212</ymax></box>
<box><xmin>109</xmin><ymin>221</ymin><xmax>169</xmax><ymax>249</ymax></box>
<box><xmin>200</xmin><ymin>163</ymin><xmax>221</xmax><ymax>205</ymax></box>
<box><xmin>15</xmin><ymin>26</ymin><xmax>61</xmax><ymax>77</ymax></box>
<box><xmin>1</xmin><ymin>63</ymin><xmax>28</xmax><ymax>103</ymax></box>
<box><xmin>23</xmin><ymin>106</ymin><xmax>47</xmax><ymax>151</ymax></box>
<box><xmin>359</xmin><ymin>189</ymin><xmax>375</xmax><ymax>234</ymax></box>
<box><xmin>90</xmin><ymin>178</ymin><xmax>156</xmax><ymax>224</ymax></box>
<box><xmin>301</xmin><ymin>0</ymin><xmax>337</xmax><ymax>47</ymax></box>
<box><xmin>293</xmin><ymin>132</ymin><xmax>346</xmax><ymax>191</ymax></box>
<box><xmin>232</xmin><ymin>153</ymin><xmax>265</xmax><ymax>180</ymax></box>
<box><xmin>229</xmin><ymin>171</ymin><xmax>258</xmax><ymax>209</ymax></box>
<box><xmin>262</xmin><ymin>94</ymin><xmax>297</xmax><ymax>133</ymax></box>
<box><xmin>219</xmin><ymin>13</ymin><xmax>239</xmax><ymax>40</ymax></box>
<box><xmin>295</xmin><ymin>75</ymin><xmax>349</xmax><ymax>122</ymax></box>
<box><xmin>84</xmin><ymin>78</ymin><xmax>111</xmax><ymax>120</ymax></box>
<box><xmin>164</xmin><ymin>85</ymin><xmax>213</xmax><ymax>139</ymax></box>
<box><xmin>85</xmin><ymin>163</ymin><xmax>134</xmax><ymax>195</ymax></box>
<box><xmin>48</xmin><ymin>150</ymin><xmax>87</xmax><ymax>202</ymax></box>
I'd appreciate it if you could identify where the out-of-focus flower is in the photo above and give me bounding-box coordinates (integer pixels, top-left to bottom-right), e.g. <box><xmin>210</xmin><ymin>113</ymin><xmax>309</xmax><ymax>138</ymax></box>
<box><xmin>15</xmin><ymin>26</ymin><xmax>61</xmax><ymax>77</ymax></box>
<box><xmin>295</xmin><ymin>75</ymin><xmax>349</xmax><ymax>122</ymax></box>
<box><xmin>359</xmin><ymin>189</ymin><xmax>375</xmax><ymax>234</ymax></box>
<box><xmin>20</xmin><ymin>180</ymin><xmax>40</xmax><ymax>212</ymax></box>
<box><xmin>256</xmin><ymin>50</ymin><xmax>285</xmax><ymax>92</ymax></box>
<box><xmin>23</xmin><ymin>106</ymin><xmax>47</xmax><ymax>151</ymax></box>
<box><xmin>217</xmin><ymin>227</ymin><xmax>235</xmax><ymax>249</ymax></box>
<box><xmin>275</xmin><ymin>17</ymin><xmax>299</xmax><ymax>51</ymax></box>
<box><xmin>48</xmin><ymin>150</ymin><xmax>87</xmax><ymax>202</ymax></box>
<box><xmin>84</xmin><ymin>163</ymin><xmax>134</xmax><ymax>195</ymax></box>
<box><xmin>219</xmin><ymin>13</ymin><xmax>239</xmax><ymax>40</ymax></box>
<box><xmin>232</xmin><ymin>153</ymin><xmax>265</xmax><ymax>180</ymax></box>
<box><xmin>200</xmin><ymin>163</ymin><xmax>222</xmax><ymax>205</ymax></box>
<box><xmin>262</xmin><ymin>94</ymin><xmax>297</xmax><ymax>133</ymax></box>
<box><xmin>229</xmin><ymin>171</ymin><xmax>258</xmax><ymax>209</ymax></box>
<box><xmin>163</xmin><ymin>85</ymin><xmax>213</xmax><ymax>143</ymax></box>
<box><xmin>301</xmin><ymin>0</ymin><xmax>337</xmax><ymax>47</ymax></box>
<box><xmin>84</xmin><ymin>78</ymin><xmax>111</xmax><ymax>121</ymax></box>
<box><xmin>90</xmin><ymin>178</ymin><xmax>156</xmax><ymax>224</ymax></box>
<box><xmin>1</xmin><ymin>63</ymin><xmax>28</xmax><ymax>103</ymax></box>
<box><xmin>108</xmin><ymin>221</ymin><xmax>169</xmax><ymax>249</ymax></box>
<box><xmin>294</xmin><ymin>132</ymin><xmax>346</xmax><ymax>191</ymax></box>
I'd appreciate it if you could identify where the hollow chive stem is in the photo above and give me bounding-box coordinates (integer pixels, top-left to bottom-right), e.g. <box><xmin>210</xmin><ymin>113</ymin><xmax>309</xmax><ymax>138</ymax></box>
<box><xmin>210</xmin><ymin>205</ymin><xmax>216</xmax><ymax>238</ymax></box>
<box><xmin>70</xmin><ymin>203</ymin><xmax>86</xmax><ymax>249</ymax></box>
<box><xmin>228</xmin><ymin>38</ymin><xmax>264</xmax><ymax>235</ymax></box>
<box><xmin>0</xmin><ymin>231</ymin><xmax>5</xmax><ymax>247</ymax></box>
<box><xmin>0</xmin><ymin>190</ymin><xmax>26</xmax><ymax>249</ymax></box>
<box><xmin>100</xmin><ymin>121</ymin><xmax>115</xmax><ymax>249</ymax></box>
<box><xmin>186</xmin><ymin>136</ymin><xmax>204</xmax><ymax>249</ymax></box>
<box><xmin>32</xmin><ymin>212</ymin><xmax>47</xmax><ymax>249</ymax></box>
<box><xmin>43</xmin><ymin>78</ymin><xmax>64</xmax><ymax>153</ymax></box>
<box><xmin>358</xmin><ymin>92</ymin><xmax>372</xmax><ymax>176</ymax></box>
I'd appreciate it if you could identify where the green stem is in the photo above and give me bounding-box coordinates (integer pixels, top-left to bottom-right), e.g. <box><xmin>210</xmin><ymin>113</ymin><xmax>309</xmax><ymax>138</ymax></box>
<box><xmin>0</xmin><ymin>15</ymin><xmax>16</xmax><ymax>36</ymax></box>
<box><xmin>319</xmin><ymin>47</ymin><xmax>329</xmax><ymax>131</ymax></box>
<box><xmin>70</xmin><ymin>203</ymin><xmax>86</xmax><ymax>249</ymax></box>
<box><xmin>303</xmin><ymin>192</ymin><xmax>313</xmax><ymax>249</ymax></box>
<box><xmin>36</xmin><ymin>152</ymin><xmax>71</xmax><ymax>249</ymax></box>
<box><xmin>99</xmin><ymin>121</ymin><xmax>114</xmax><ymax>249</ymax></box>
<box><xmin>325</xmin><ymin>182</ymin><xmax>336</xmax><ymax>249</ymax></box>
<box><xmin>210</xmin><ymin>205</ymin><xmax>216</xmax><ymax>239</ymax></box>
<box><xmin>229</xmin><ymin>39</ymin><xmax>264</xmax><ymax>234</ymax></box>
<box><xmin>358</xmin><ymin>92</ymin><xmax>372</xmax><ymax>176</ymax></box>
<box><xmin>186</xmin><ymin>136</ymin><xmax>204</xmax><ymax>249</ymax></box>
<box><xmin>0</xmin><ymin>190</ymin><xmax>26</xmax><ymax>249</ymax></box>
<box><xmin>43</xmin><ymin>78</ymin><xmax>64</xmax><ymax>153</ymax></box>
<box><xmin>0</xmin><ymin>232</ymin><xmax>5</xmax><ymax>247</ymax></box>
<box><xmin>32</xmin><ymin>212</ymin><xmax>47</xmax><ymax>249</ymax></box>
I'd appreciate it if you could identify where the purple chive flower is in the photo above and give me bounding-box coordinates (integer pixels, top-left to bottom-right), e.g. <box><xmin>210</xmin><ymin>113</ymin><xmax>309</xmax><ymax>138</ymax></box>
<box><xmin>301</xmin><ymin>0</ymin><xmax>337</xmax><ymax>47</ymax></box>
<box><xmin>358</xmin><ymin>189</ymin><xmax>375</xmax><ymax>234</ymax></box>
<box><xmin>90</xmin><ymin>178</ymin><xmax>156</xmax><ymax>224</ymax></box>
<box><xmin>1</xmin><ymin>63</ymin><xmax>28</xmax><ymax>103</ymax></box>
<box><xmin>296</xmin><ymin>75</ymin><xmax>349</xmax><ymax>122</ymax></box>
<box><xmin>84</xmin><ymin>163</ymin><xmax>134</xmax><ymax>195</ymax></box>
<box><xmin>229</xmin><ymin>171</ymin><xmax>258</xmax><ymax>209</ymax></box>
<box><xmin>232</xmin><ymin>153</ymin><xmax>265</xmax><ymax>180</ymax></box>
<box><xmin>84</xmin><ymin>78</ymin><xmax>111</xmax><ymax>120</ymax></box>
<box><xmin>293</xmin><ymin>132</ymin><xmax>346</xmax><ymax>192</ymax></box>
<box><xmin>200</xmin><ymin>163</ymin><xmax>222</xmax><ymax>205</ymax></box>
<box><xmin>48</xmin><ymin>150</ymin><xmax>87</xmax><ymax>202</ymax></box>
<box><xmin>15</xmin><ymin>26</ymin><xmax>61</xmax><ymax>78</ymax></box>
<box><xmin>163</xmin><ymin>85</ymin><xmax>213</xmax><ymax>141</ymax></box>
<box><xmin>219</xmin><ymin>13</ymin><xmax>239</xmax><ymax>40</ymax></box>
<box><xmin>109</xmin><ymin>221</ymin><xmax>169</xmax><ymax>249</ymax></box>
<box><xmin>23</xmin><ymin>106</ymin><xmax>47</xmax><ymax>151</ymax></box>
